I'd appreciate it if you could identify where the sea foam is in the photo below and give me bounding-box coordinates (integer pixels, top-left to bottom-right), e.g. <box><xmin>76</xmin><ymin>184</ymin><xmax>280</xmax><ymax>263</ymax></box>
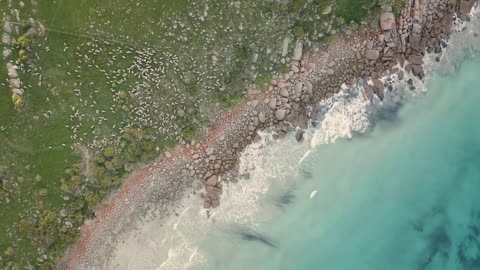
<box><xmin>106</xmin><ymin>9</ymin><xmax>480</xmax><ymax>270</ymax></box>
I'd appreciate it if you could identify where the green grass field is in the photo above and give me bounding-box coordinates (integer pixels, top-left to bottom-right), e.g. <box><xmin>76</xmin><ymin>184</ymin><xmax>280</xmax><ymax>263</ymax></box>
<box><xmin>0</xmin><ymin>0</ymin><xmax>389</xmax><ymax>268</ymax></box>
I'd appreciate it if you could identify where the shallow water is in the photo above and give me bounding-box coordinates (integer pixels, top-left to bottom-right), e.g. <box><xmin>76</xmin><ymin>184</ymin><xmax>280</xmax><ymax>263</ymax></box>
<box><xmin>108</xmin><ymin>11</ymin><xmax>480</xmax><ymax>270</ymax></box>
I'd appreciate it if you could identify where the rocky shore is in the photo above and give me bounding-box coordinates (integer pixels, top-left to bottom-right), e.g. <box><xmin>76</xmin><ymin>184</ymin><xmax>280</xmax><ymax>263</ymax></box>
<box><xmin>204</xmin><ymin>0</ymin><xmax>476</xmax><ymax>209</ymax></box>
<box><xmin>60</xmin><ymin>0</ymin><xmax>478</xmax><ymax>268</ymax></box>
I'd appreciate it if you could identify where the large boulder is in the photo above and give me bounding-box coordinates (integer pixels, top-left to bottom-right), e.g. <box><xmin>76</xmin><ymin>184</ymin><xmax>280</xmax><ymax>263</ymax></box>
<box><xmin>294</xmin><ymin>82</ymin><xmax>303</xmax><ymax>93</ymax></box>
<box><xmin>3</xmin><ymin>48</ymin><xmax>12</xmax><ymax>58</ymax></box>
<box><xmin>295</xmin><ymin>129</ymin><xmax>305</xmax><ymax>142</ymax></box>
<box><xmin>268</xmin><ymin>99</ymin><xmax>277</xmax><ymax>109</ymax></box>
<box><xmin>7</xmin><ymin>64</ymin><xmax>18</xmax><ymax>78</ymax></box>
<box><xmin>206</xmin><ymin>175</ymin><xmax>218</xmax><ymax>186</ymax></box>
<box><xmin>258</xmin><ymin>112</ymin><xmax>266</xmax><ymax>123</ymax></box>
<box><xmin>305</xmin><ymin>81</ymin><xmax>313</xmax><ymax>95</ymax></box>
<box><xmin>380</xmin><ymin>12</ymin><xmax>395</xmax><ymax>31</ymax></box>
<box><xmin>372</xmin><ymin>79</ymin><xmax>385</xmax><ymax>101</ymax></box>
<box><xmin>282</xmin><ymin>37</ymin><xmax>290</xmax><ymax>57</ymax></box>
<box><xmin>3</xmin><ymin>20</ymin><xmax>12</xmax><ymax>33</ymax></box>
<box><xmin>322</xmin><ymin>6</ymin><xmax>332</xmax><ymax>15</ymax></box>
<box><xmin>460</xmin><ymin>0</ymin><xmax>474</xmax><ymax>15</ymax></box>
<box><xmin>211</xmin><ymin>199</ymin><xmax>220</xmax><ymax>208</ymax></box>
<box><xmin>12</xmin><ymin>88</ymin><xmax>24</xmax><ymax>96</ymax></box>
<box><xmin>366</xmin><ymin>49</ymin><xmax>380</xmax><ymax>60</ymax></box>
<box><xmin>9</xmin><ymin>78</ymin><xmax>21</xmax><ymax>89</ymax></box>
<box><xmin>411</xmin><ymin>65</ymin><xmax>425</xmax><ymax>79</ymax></box>
<box><xmin>275</xmin><ymin>109</ymin><xmax>286</xmax><ymax>121</ymax></box>
<box><xmin>292</xmin><ymin>41</ymin><xmax>303</xmax><ymax>61</ymax></box>
<box><xmin>207</xmin><ymin>185</ymin><xmax>222</xmax><ymax>196</ymax></box>
<box><xmin>409</xmin><ymin>34</ymin><xmax>422</xmax><ymax>52</ymax></box>
<box><xmin>408</xmin><ymin>54</ymin><xmax>423</xmax><ymax>65</ymax></box>
<box><xmin>364</xmin><ymin>84</ymin><xmax>374</xmax><ymax>101</ymax></box>
<box><xmin>2</xmin><ymin>33</ymin><xmax>11</xmax><ymax>44</ymax></box>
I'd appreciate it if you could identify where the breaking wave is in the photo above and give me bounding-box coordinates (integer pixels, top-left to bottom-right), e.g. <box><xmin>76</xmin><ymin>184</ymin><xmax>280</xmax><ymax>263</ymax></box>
<box><xmin>105</xmin><ymin>9</ymin><xmax>480</xmax><ymax>270</ymax></box>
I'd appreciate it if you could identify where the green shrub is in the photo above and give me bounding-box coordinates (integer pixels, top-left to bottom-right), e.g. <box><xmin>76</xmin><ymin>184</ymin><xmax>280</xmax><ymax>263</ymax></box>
<box><xmin>290</xmin><ymin>0</ymin><xmax>305</xmax><ymax>12</ymax></box>
<box><xmin>335</xmin><ymin>0</ymin><xmax>378</xmax><ymax>23</ymax></box>
<box><xmin>234</xmin><ymin>45</ymin><xmax>251</xmax><ymax>61</ymax></box>
<box><xmin>293</xmin><ymin>25</ymin><xmax>305</xmax><ymax>39</ymax></box>
<box><xmin>3</xmin><ymin>247</ymin><xmax>15</xmax><ymax>258</ymax></box>
<box><xmin>181</xmin><ymin>126</ymin><xmax>196</xmax><ymax>141</ymax></box>
<box><xmin>18</xmin><ymin>219</ymin><xmax>33</xmax><ymax>235</ymax></box>
<box><xmin>103</xmin><ymin>146</ymin><xmax>115</xmax><ymax>159</ymax></box>
<box><xmin>94</xmin><ymin>155</ymin><xmax>105</xmax><ymax>164</ymax></box>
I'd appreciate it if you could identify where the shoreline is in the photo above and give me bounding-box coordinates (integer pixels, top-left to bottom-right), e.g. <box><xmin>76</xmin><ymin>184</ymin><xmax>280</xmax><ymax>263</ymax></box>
<box><xmin>59</xmin><ymin>0</ymin><xmax>479</xmax><ymax>268</ymax></box>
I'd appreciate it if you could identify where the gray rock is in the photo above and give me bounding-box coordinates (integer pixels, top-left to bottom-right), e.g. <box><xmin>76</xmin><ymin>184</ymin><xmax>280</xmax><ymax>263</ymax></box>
<box><xmin>302</xmin><ymin>94</ymin><xmax>310</xmax><ymax>103</ymax></box>
<box><xmin>9</xmin><ymin>78</ymin><xmax>21</xmax><ymax>88</ymax></box>
<box><xmin>365</xmin><ymin>49</ymin><xmax>380</xmax><ymax>60</ymax></box>
<box><xmin>2</xmin><ymin>48</ymin><xmax>12</xmax><ymax>58</ymax></box>
<box><xmin>367</xmin><ymin>41</ymin><xmax>374</xmax><ymax>49</ymax></box>
<box><xmin>3</xmin><ymin>21</ymin><xmax>12</xmax><ymax>33</ymax></box>
<box><xmin>408</xmin><ymin>54</ymin><xmax>423</xmax><ymax>65</ymax></box>
<box><xmin>280</xmin><ymin>88</ymin><xmax>289</xmax><ymax>97</ymax></box>
<box><xmin>38</xmin><ymin>22</ymin><xmax>46</xmax><ymax>35</ymax></box>
<box><xmin>282</xmin><ymin>37</ymin><xmax>290</xmax><ymax>57</ymax></box>
<box><xmin>2</xmin><ymin>33</ymin><xmax>11</xmax><ymax>44</ymax></box>
<box><xmin>396</xmin><ymin>53</ymin><xmax>405</xmax><ymax>67</ymax></box>
<box><xmin>380</xmin><ymin>12</ymin><xmax>395</xmax><ymax>31</ymax></box>
<box><xmin>411</xmin><ymin>64</ymin><xmax>424</xmax><ymax>79</ymax></box>
<box><xmin>295</xmin><ymin>82</ymin><xmax>303</xmax><ymax>93</ymax></box>
<box><xmin>322</xmin><ymin>6</ymin><xmax>332</xmax><ymax>15</ymax></box>
<box><xmin>364</xmin><ymin>84</ymin><xmax>374</xmax><ymax>101</ymax></box>
<box><xmin>292</xmin><ymin>41</ymin><xmax>303</xmax><ymax>61</ymax></box>
<box><xmin>295</xmin><ymin>129</ymin><xmax>305</xmax><ymax>142</ymax></box>
<box><xmin>207</xmin><ymin>185</ymin><xmax>222</xmax><ymax>196</ymax></box>
<box><xmin>268</xmin><ymin>99</ymin><xmax>277</xmax><ymax>109</ymax></box>
<box><xmin>460</xmin><ymin>0</ymin><xmax>474</xmax><ymax>15</ymax></box>
<box><xmin>253</xmin><ymin>117</ymin><xmax>259</xmax><ymax>127</ymax></box>
<box><xmin>298</xmin><ymin>114</ymin><xmax>308</xmax><ymax>129</ymax></box>
<box><xmin>409</xmin><ymin>34</ymin><xmax>421</xmax><ymax>52</ymax></box>
<box><xmin>12</xmin><ymin>88</ymin><xmax>24</xmax><ymax>96</ymax></box>
<box><xmin>278</xmin><ymin>81</ymin><xmax>287</xmax><ymax>89</ymax></box>
<box><xmin>291</xmin><ymin>64</ymin><xmax>299</xmax><ymax>73</ymax></box>
<box><xmin>203</xmin><ymin>200</ymin><xmax>212</xmax><ymax>209</ymax></box>
<box><xmin>7</xmin><ymin>64</ymin><xmax>18</xmax><ymax>78</ymax></box>
<box><xmin>372</xmin><ymin>79</ymin><xmax>385</xmax><ymax>101</ymax></box>
<box><xmin>211</xmin><ymin>199</ymin><xmax>220</xmax><ymax>208</ymax></box>
<box><xmin>258</xmin><ymin>112</ymin><xmax>266</xmax><ymax>123</ymax></box>
<box><xmin>206</xmin><ymin>175</ymin><xmax>218</xmax><ymax>186</ymax></box>
<box><xmin>275</xmin><ymin>109</ymin><xmax>286</xmax><ymax>121</ymax></box>
<box><xmin>305</xmin><ymin>81</ymin><xmax>313</xmax><ymax>95</ymax></box>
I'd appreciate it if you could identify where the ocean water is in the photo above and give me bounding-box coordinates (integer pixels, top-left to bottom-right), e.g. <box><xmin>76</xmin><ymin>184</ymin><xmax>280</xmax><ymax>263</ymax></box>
<box><xmin>108</xmin><ymin>10</ymin><xmax>480</xmax><ymax>270</ymax></box>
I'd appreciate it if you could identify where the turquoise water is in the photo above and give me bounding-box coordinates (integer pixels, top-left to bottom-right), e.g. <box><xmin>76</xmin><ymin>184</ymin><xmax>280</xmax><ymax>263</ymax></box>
<box><xmin>267</xmin><ymin>60</ymin><xmax>480</xmax><ymax>270</ymax></box>
<box><xmin>108</xmin><ymin>12</ymin><xmax>480</xmax><ymax>270</ymax></box>
<box><xmin>191</xmin><ymin>15</ymin><xmax>480</xmax><ymax>270</ymax></box>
